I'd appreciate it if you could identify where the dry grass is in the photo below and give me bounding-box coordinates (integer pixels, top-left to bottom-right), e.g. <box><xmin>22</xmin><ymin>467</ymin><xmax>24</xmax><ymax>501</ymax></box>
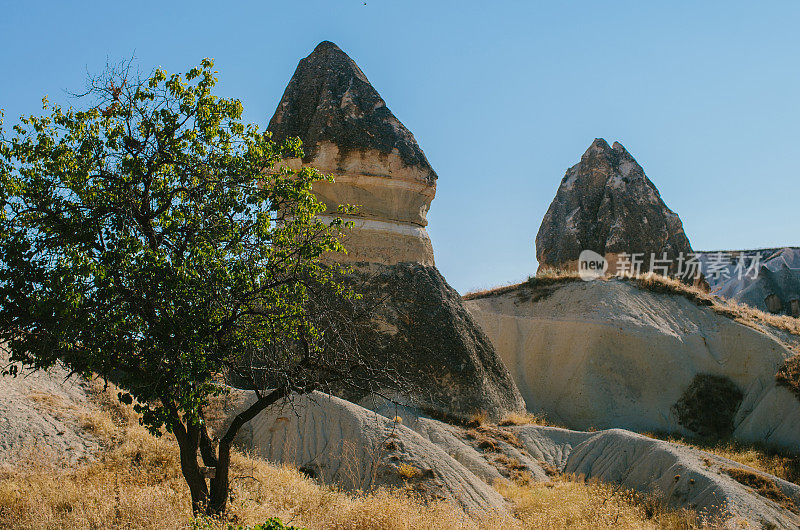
<box><xmin>529</xmin><ymin>268</ymin><xmax>583</xmax><ymax>285</ymax></box>
<box><xmin>0</xmin><ymin>382</ymin><xmax>496</xmax><ymax>530</ymax></box>
<box><xmin>496</xmin><ymin>475</ymin><xmax>718</xmax><ymax>529</ymax></box>
<box><xmin>628</xmin><ymin>274</ymin><xmax>800</xmax><ymax>337</ymax></box>
<box><xmin>498</xmin><ymin>411</ymin><xmax>539</xmax><ymax>426</ymax></box>
<box><xmin>466</xmin><ymin>410</ymin><xmax>490</xmax><ymax>427</ymax></box>
<box><xmin>396</xmin><ymin>463</ymin><xmax>420</xmax><ymax>480</ymax></box>
<box><xmin>464</xmin><ymin>267</ymin><xmax>800</xmax><ymax>339</ymax></box>
<box><xmin>776</xmin><ymin>353</ymin><xmax>800</xmax><ymax>400</ymax></box>
<box><xmin>724</xmin><ymin>468</ymin><xmax>796</xmax><ymax>512</ymax></box>
<box><xmin>463</xmin><ymin>269</ymin><xmax>581</xmax><ymax>300</ymax></box>
<box><xmin>0</xmin><ymin>410</ymin><xmax>189</xmax><ymax>529</ymax></box>
<box><xmin>643</xmin><ymin>432</ymin><xmax>800</xmax><ymax>486</ymax></box>
<box><xmin>25</xmin><ymin>390</ymin><xmax>68</xmax><ymax>410</ymax></box>
<box><xmin>0</xmin><ymin>381</ymin><xmax>728</xmax><ymax>529</ymax></box>
<box><xmin>498</xmin><ymin>411</ymin><xmax>564</xmax><ymax>428</ymax></box>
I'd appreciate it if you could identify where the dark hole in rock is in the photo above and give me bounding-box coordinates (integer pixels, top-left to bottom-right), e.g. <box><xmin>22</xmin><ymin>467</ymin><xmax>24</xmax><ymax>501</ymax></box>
<box><xmin>672</xmin><ymin>374</ymin><xmax>744</xmax><ymax>437</ymax></box>
<box><xmin>765</xmin><ymin>293</ymin><xmax>783</xmax><ymax>314</ymax></box>
<box><xmin>298</xmin><ymin>464</ymin><xmax>319</xmax><ymax>480</ymax></box>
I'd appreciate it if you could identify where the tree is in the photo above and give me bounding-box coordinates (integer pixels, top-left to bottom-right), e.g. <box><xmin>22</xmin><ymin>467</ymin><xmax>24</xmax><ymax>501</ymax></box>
<box><xmin>0</xmin><ymin>59</ymin><xmax>372</xmax><ymax>516</ymax></box>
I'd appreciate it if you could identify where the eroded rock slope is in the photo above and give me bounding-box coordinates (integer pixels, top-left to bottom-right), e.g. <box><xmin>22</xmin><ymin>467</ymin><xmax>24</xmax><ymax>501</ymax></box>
<box><xmin>698</xmin><ymin>247</ymin><xmax>800</xmax><ymax>316</ymax></box>
<box><xmin>464</xmin><ymin>279</ymin><xmax>800</xmax><ymax>452</ymax></box>
<box><xmin>225</xmin><ymin>388</ymin><xmax>800</xmax><ymax>528</ymax></box>
<box><xmin>0</xmin><ymin>354</ymin><xmax>98</xmax><ymax>466</ymax></box>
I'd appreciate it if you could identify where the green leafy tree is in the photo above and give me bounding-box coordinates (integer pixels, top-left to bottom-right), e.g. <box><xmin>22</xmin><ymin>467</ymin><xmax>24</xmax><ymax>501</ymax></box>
<box><xmin>0</xmin><ymin>59</ymin><xmax>366</xmax><ymax>516</ymax></box>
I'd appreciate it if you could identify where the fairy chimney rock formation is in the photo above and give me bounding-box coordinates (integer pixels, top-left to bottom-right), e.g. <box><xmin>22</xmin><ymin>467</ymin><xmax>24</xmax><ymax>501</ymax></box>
<box><xmin>263</xmin><ymin>43</ymin><xmax>526</xmax><ymax>420</ymax></box>
<box><xmin>536</xmin><ymin>138</ymin><xmax>693</xmax><ymax>275</ymax></box>
<box><xmin>268</xmin><ymin>41</ymin><xmax>437</xmax><ymax>266</ymax></box>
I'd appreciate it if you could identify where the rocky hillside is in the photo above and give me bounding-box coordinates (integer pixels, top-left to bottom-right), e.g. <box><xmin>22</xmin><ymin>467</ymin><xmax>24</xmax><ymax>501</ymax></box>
<box><xmin>464</xmin><ymin>278</ymin><xmax>800</xmax><ymax>453</ymax></box>
<box><xmin>536</xmin><ymin>139</ymin><xmax>693</xmax><ymax>277</ymax></box>
<box><xmin>7</xmin><ymin>369</ymin><xmax>800</xmax><ymax>528</ymax></box>
<box><xmin>225</xmin><ymin>387</ymin><xmax>800</xmax><ymax>528</ymax></box>
<box><xmin>0</xmin><ymin>352</ymin><xmax>99</xmax><ymax>466</ymax></box>
<box><xmin>698</xmin><ymin>247</ymin><xmax>800</xmax><ymax>316</ymax></box>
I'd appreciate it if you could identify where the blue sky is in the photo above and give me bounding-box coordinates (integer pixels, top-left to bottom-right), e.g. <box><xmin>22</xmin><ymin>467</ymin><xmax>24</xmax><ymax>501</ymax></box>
<box><xmin>2</xmin><ymin>1</ymin><xmax>798</xmax><ymax>293</ymax></box>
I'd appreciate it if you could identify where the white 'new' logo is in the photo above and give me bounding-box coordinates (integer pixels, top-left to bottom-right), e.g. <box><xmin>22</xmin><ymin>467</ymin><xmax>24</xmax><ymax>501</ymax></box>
<box><xmin>578</xmin><ymin>250</ymin><xmax>607</xmax><ymax>281</ymax></box>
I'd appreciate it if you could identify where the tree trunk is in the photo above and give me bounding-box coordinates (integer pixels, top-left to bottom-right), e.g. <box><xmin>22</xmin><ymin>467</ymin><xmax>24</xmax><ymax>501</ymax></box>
<box><xmin>207</xmin><ymin>440</ymin><xmax>231</xmax><ymax>515</ymax></box>
<box><xmin>173</xmin><ymin>419</ymin><xmax>209</xmax><ymax>514</ymax></box>
<box><xmin>204</xmin><ymin>386</ymin><xmax>290</xmax><ymax>516</ymax></box>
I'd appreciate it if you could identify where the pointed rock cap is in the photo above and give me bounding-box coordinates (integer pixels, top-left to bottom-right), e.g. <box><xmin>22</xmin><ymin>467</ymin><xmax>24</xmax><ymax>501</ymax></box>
<box><xmin>536</xmin><ymin>138</ymin><xmax>694</xmax><ymax>274</ymax></box>
<box><xmin>582</xmin><ymin>137</ymin><xmax>613</xmax><ymax>156</ymax></box>
<box><xmin>581</xmin><ymin>138</ymin><xmax>636</xmax><ymax>163</ymax></box>
<box><xmin>268</xmin><ymin>41</ymin><xmax>437</xmax><ymax>183</ymax></box>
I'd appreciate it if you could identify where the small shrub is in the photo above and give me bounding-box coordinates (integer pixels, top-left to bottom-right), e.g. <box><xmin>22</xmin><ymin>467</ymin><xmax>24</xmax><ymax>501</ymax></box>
<box><xmin>466</xmin><ymin>424</ymin><xmax>524</xmax><ymax>454</ymax></box>
<box><xmin>477</xmin><ymin>439</ymin><xmax>500</xmax><ymax>452</ymax></box>
<box><xmin>672</xmin><ymin>374</ymin><xmax>743</xmax><ymax>437</ymax></box>
<box><xmin>467</xmin><ymin>410</ymin><xmax>489</xmax><ymax>427</ymax></box>
<box><xmin>725</xmin><ymin>468</ymin><xmax>796</xmax><ymax>512</ymax></box>
<box><xmin>776</xmin><ymin>354</ymin><xmax>800</xmax><ymax>401</ymax></box>
<box><xmin>498</xmin><ymin>411</ymin><xmax>563</xmax><ymax>428</ymax></box>
<box><xmin>498</xmin><ymin>412</ymin><xmax>538</xmax><ymax>426</ymax></box>
<box><xmin>540</xmin><ymin>462</ymin><xmax>560</xmax><ymax>477</ymax></box>
<box><xmin>397</xmin><ymin>463</ymin><xmax>420</xmax><ymax>480</ymax></box>
<box><xmin>493</xmin><ymin>454</ymin><xmax>531</xmax><ymax>484</ymax></box>
<box><xmin>194</xmin><ymin>517</ymin><xmax>307</xmax><ymax>530</ymax></box>
<box><xmin>476</xmin><ymin>425</ymin><xmax>523</xmax><ymax>448</ymax></box>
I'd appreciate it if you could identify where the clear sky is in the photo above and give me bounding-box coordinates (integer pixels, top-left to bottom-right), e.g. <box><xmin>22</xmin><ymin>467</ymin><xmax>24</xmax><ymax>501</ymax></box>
<box><xmin>2</xmin><ymin>1</ymin><xmax>798</xmax><ymax>293</ymax></box>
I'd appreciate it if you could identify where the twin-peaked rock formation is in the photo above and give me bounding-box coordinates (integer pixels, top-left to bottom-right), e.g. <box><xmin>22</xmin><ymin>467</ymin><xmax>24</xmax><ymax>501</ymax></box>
<box><xmin>267</xmin><ymin>42</ymin><xmax>524</xmax><ymax>420</ymax></box>
<box><xmin>536</xmin><ymin>139</ymin><xmax>798</xmax><ymax>309</ymax></box>
<box><xmin>269</xmin><ymin>41</ymin><xmax>436</xmax><ymax>266</ymax></box>
<box><xmin>536</xmin><ymin>138</ymin><xmax>694</xmax><ymax>276</ymax></box>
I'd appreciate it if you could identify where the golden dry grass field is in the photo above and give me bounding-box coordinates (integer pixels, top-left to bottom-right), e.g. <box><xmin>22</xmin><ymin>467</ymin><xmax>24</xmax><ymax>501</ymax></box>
<box><xmin>0</xmin><ymin>382</ymin><xmax>726</xmax><ymax>530</ymax></box>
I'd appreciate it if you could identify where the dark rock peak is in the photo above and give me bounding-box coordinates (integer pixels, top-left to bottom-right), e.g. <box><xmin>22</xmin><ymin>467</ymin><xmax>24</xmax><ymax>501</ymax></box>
<box><xmin>313</xmin><ymin>40</ymin><xmax>343</xmax><ymax>52</ymax></box>
<box><xmin>537</xmin><ymin>138</ymin><xmax>693</xmax><ymax>270</ymax></box>
<box><xmin>578</xmin><ymin>139</ymin><xmax>640</xmax><ymax>173</ymax></box>
<box><xmin>585</xmin><ymin>137</ymin><xmax>613</xmax><ymax>155</ymax></box>
<box><xmin>268</xmin><ymin>41</ymin><xmax>437</xmax><ymax>182</ymax></box>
